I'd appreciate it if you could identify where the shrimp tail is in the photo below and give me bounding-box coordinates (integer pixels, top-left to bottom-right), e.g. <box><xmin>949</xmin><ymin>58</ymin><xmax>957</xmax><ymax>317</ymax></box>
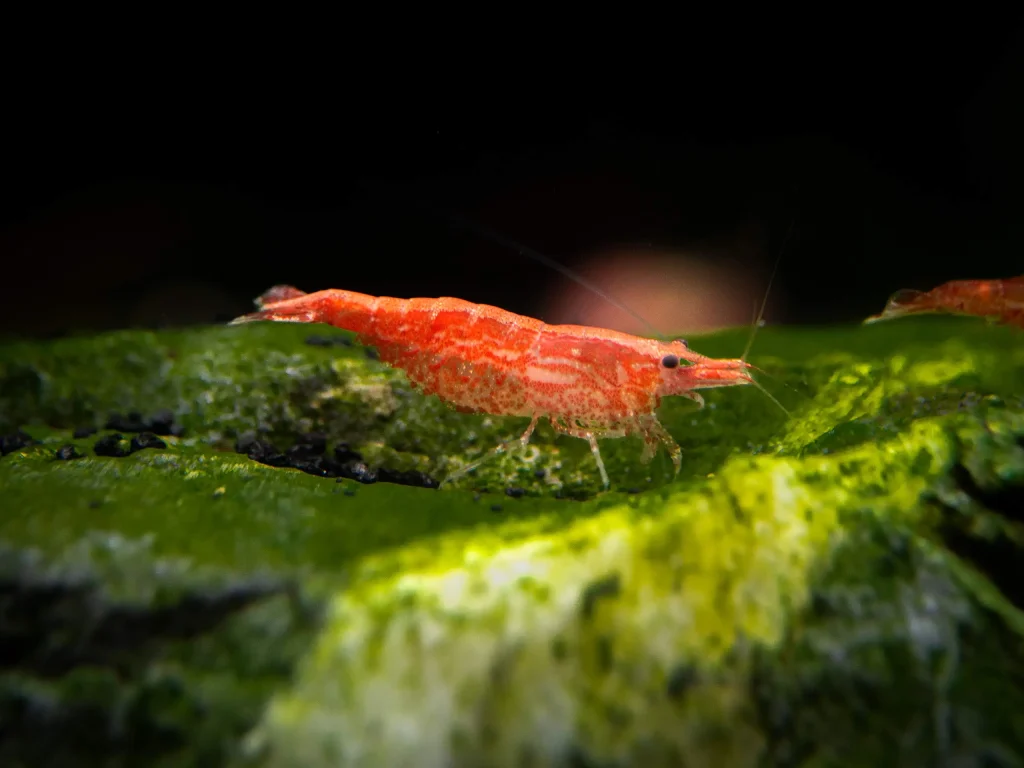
<box><xmin>230</xmin><ymin>287</ymin><xmax>379</xmax><ymax>333</ymax></box>
<box><xmin>863</xmin><ymin>288</ymin><xmax>929</xmax><ymax>324</ymax></box>
<box><xmin>256</xmin><ymin>284</ymin><xmax>309</xmax><ymax>308</ymax></box>
<box><xmin>230</xmin><ymin>288</ymin><xmax>320</xmax><ymax>325</ymax></box>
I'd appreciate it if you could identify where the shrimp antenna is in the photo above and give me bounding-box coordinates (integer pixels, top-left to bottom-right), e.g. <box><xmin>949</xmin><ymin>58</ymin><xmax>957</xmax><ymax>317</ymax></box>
<box><xmin>745</xmin><ymin>361</ymin><xmax>808</xmax><ymax>411</ymax></box>
<box><xmin>442</xmin><ymin>209</ymin><xmax>664</xmax><ymax>340</ymax></box>
<box><xmin>741</xmin><ymin>215</ymin><xmax>796</xmax><ymax>362</ymax></box>
<box><xmin>748</xmin><ymin>374</ymin><xmax>791</xmax><ymax>418</ymax></box>
<box><xmin>358</xmin><ymin>180</ymin><xmax>664</xmax><ymax>339</ymax></box>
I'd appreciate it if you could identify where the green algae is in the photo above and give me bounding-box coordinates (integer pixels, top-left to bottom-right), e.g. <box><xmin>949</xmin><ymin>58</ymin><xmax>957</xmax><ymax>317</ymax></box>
<box><xmin>250</xmin><ymin>414</ymin><xmax>1024</xmax><ymax>768</ymax></box>
<box><xmin>1</xmin><ymin>316</ymin><xmax>1023</xmax><ymax>766</ymax></box>
<box><xmin>3</xmin><ymin>318</ymin><xmax>1020</xmax><ymax>494</ymax></box>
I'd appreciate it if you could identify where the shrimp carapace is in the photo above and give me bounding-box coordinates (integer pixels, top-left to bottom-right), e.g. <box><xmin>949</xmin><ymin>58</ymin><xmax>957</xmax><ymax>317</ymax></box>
<box><xmin>864</xmin><ymin>277</ymin><xmax>1024</xmax><ymax>328</ymax></box>
<box><xmin>232</xmin><ymin>285</ymin><xmax>757</xmax><ymax>489</ymax></box>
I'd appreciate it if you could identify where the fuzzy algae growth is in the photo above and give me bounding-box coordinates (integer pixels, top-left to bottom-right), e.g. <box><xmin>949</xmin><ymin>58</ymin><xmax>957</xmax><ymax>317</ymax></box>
<box><xmin>249</xmin><ymin>414</ymin><xmax>1024</xmax><ymax>767</ymax></box>
<box><xmin>1</xmin><ymin>317</ymin><xmax>1024</xmax><ymax>766</ymax></box>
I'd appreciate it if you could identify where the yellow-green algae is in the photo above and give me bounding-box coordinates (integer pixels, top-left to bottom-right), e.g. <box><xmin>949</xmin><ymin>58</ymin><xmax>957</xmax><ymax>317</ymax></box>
<box><xmin>246</xmin><ymin>419</ymin><xmax>971</xmax><ymax>768</ymax></box>
<box><xmin>1</xmin><ymin>317</ymin><xmax>1024</xmax><ymax>766</ymax></box>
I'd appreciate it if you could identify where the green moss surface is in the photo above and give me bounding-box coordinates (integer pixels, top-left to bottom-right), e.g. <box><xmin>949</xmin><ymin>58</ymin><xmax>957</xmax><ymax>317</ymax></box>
<box><xmin>1</xmin><ymin>317</ymin><xmax>1023</xmax><ymax>766</ymax></box>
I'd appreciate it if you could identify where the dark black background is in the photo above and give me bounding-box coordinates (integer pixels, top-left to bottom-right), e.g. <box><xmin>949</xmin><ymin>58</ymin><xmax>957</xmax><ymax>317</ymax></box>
<box><xmin>3</xmin><ymin>17</ymin><xmax>1022</xmax><ymax>338</ymax></box>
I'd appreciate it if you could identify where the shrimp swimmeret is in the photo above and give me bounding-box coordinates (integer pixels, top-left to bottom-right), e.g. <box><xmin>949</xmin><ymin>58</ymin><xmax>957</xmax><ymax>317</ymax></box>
<box><xmin>231</xmin><ymin>285</ymin><xmax>758</xmax><ymax>489</ymax></box>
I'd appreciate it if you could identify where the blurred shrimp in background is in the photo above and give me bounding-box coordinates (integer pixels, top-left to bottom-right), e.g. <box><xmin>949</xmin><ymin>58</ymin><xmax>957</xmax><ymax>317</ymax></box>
<box><xmin>541</xmin><ymin>233</ymin><xmax>782</xmax><ymax>336</ymax></box>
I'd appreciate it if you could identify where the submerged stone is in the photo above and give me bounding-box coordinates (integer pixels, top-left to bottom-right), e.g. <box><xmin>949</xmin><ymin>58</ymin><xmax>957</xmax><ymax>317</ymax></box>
<box><xmin>0</xmin><ymin>317</ymin><xmax>1022</xmax><ymax>765</ymax></box>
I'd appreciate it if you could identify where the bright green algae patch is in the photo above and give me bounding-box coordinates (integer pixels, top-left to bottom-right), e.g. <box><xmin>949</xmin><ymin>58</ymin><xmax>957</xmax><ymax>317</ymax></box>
<box><xmin>250</xmin><ymin>414</ymin><xmax>1024</xmax><ymax>767</ymax></box>
<box><xmin>1</xmin><ymin>317</ymin><xmax>1024</xmax><ymax>766</ymax></box>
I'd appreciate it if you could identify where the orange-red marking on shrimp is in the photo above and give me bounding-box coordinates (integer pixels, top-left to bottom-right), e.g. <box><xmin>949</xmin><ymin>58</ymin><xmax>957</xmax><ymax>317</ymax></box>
<box><xmin>231</xmin><ymin>285</ymin><xmax>755</xmax><ymax>488</ymax></box>
<box><xmin>864</xmin><ymin>277</ymin><xmax>1024</xmax><ymax>328</ymax></box>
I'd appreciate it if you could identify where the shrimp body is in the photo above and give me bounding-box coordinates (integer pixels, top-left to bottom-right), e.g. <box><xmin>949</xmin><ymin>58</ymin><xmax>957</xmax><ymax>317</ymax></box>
<box><xmin>231</xmin><ymin>285</ymin><xmax>754</xmax><ymax>488</ymax></box>
<box><xmin>865</xmin><ymin>277</ymin><xmax>1024</xmax><ymax>328</ymax></box>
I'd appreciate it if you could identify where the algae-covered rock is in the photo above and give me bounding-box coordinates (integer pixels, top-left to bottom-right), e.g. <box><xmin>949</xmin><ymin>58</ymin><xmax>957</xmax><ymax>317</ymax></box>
<box><xmin>1</xmin><ymin>318</ymin><xmax>1023</xmax><ymax>766</ymax></box>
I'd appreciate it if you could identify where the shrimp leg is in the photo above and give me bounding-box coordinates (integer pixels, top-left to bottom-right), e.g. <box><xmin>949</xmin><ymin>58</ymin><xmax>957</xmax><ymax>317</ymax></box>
<box><xmin>548</xmin><ymin>420</ymin><xmax>623</xmax><ymax>490</ymax></box>
<box><xmin>442</xmin><ymin>414</ymin><xmax>541</xmax><ymax>488</ymax></box>
<box><xmin>681</xmin><ymin>391</ymin><xmax>705</xmax><ymax>409</ymax></box>
<box><xmin>636</xmin><ymin>391</ymin><xmax>701</xmax><ymax>472</ymax></box>
<box><xmin>636</xmin><ymin>413</ymin><xmax>683</xmax><ymax>476</ymax></box>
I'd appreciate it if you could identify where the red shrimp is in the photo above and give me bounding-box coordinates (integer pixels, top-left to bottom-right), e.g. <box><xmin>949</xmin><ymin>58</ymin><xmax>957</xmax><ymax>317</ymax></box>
<box><xmin>231</xmin><ymin>285</ymin><xmax>756</xmax><ymax>489</ymax></box>
<box><xmin>864</xmin><ymin>277</ymin><xmax>1024</xmax><ymax>328</ymax></box>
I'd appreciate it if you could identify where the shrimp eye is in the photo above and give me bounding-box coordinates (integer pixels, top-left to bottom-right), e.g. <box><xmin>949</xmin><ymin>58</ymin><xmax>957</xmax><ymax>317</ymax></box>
<box><xmin>676</xmin><ymin>338</ymin><xmax>688</xmax><ymax>348</ymax></box>
<box><xmin>662</xmin><ymin>354</ymin><xmax>680</xmax><ymax>369</ymax></box>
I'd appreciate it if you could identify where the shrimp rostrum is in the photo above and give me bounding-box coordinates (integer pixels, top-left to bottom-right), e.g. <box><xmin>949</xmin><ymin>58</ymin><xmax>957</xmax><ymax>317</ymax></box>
<box><xmin>231</xmin><ymin>285</ymin><xmax>757</xmax><ymax>489</ymax></box>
